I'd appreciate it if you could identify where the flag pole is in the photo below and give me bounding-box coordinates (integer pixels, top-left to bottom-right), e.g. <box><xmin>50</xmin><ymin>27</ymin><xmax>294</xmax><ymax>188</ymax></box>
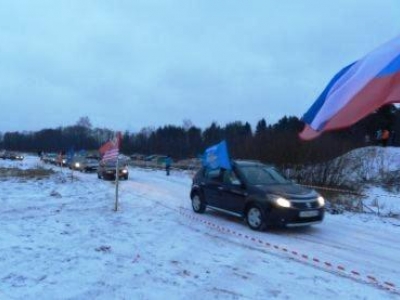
<box><xmin>115</xmin><ymin>156</ymin><xmax>119</xmax><ymax>211</ymax></box>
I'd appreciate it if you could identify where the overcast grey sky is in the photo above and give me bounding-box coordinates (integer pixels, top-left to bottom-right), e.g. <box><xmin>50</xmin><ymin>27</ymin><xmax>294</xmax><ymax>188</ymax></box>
<box><xmin>0</xmin><ymin>0</ymin><xmax>399</xmax><ymax>132</ymax></box>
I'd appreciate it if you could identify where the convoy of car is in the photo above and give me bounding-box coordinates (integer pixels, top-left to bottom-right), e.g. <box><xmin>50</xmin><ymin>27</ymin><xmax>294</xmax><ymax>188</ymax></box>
<box><xmin>0</xmin><ymin>151</ymin><xmax>24</xmax><ymax>160</ymax></box>
<box><xmin>36</xmin><ymin>151</ymin><xmax>128</xmax><ymax>180</ymax></box>
<box><xmin>2</xmin><ymin>150</ymin><xmax>326</xmax><ymax>231</ymax></box>
<box><xmin>190</xmin><ymin>160</ymin><xmax>325</xmax><ymax>231</ymax></box>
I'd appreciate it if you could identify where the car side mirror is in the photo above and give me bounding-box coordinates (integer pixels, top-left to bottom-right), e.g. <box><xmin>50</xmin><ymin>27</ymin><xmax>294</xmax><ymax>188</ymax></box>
<box><xmin>231</xmin><ymin>179</ymin><xmax>241</xmax><ymax>186</ymax></box>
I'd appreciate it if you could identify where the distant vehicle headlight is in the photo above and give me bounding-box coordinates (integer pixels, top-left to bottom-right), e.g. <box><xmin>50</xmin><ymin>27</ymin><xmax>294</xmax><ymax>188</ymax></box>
<box><xmin>276</xmin><ymin>197</ymin><xmax>291</xmax><ymax>208</ymax></box>
<box><xmin>317</xmin><ymin>196</ymin><xmax>325</xmax><ymax>206</ymax></box>
<box><xmin>122</xmin><ymin>169</ymin><xmax>128</xmax><ymax>174</ymax></box>
<box><xmin>62</xmin><ymin>159</ymin><xmax>67</xmax><ymax>164</ymax></box>
<box><xmin>75</xmin><ymin>162</ymin><xmax>80</xmax><ymax>168</ymax></box>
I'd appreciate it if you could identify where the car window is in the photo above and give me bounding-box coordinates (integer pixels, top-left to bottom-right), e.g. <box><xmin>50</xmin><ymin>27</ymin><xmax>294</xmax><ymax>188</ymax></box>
<box><xmin>222</xmin><ymin>170</ymin><xmax>241</xmax><ymax>185</ymax></box>
<box><xmin>238</xmin><ymin>166</ymin><xmax>288</xmax><ymax>185</ymax></box>
<box><xmin>205</xmin><ymin>168</ymin><xmax>222</xmax><ymax>181</ymax></box>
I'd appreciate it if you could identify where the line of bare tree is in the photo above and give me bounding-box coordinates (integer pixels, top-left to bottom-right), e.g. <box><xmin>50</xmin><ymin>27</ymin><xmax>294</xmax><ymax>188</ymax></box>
<box><xmin>1</xmin><ymin>105</ymin><xmax>399</xmax><ymax>172</ymax></box>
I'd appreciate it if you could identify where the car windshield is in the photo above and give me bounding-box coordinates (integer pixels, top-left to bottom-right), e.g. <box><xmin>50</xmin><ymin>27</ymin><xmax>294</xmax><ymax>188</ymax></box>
<box><xmin>102</xmin><ymin>160</ymin><xmax>117</xmax><ymax>166</ymax></box>
<box><xmin>86</xmin><ymin>159</ymin><xmax>98</xmax><ymax>164</ymax></box>
<box><xmin>238</xmin><ymin>165</ymin><xmax>289</xmax><ymax>185</ymax></box>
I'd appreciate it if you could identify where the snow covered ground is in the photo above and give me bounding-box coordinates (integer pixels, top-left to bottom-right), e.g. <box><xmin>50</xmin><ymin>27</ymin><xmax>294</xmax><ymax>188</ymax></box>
<box><xmin>1</xmin><ymin>153</ymin><xmax>400</xmax><ymax>299</ymax></box>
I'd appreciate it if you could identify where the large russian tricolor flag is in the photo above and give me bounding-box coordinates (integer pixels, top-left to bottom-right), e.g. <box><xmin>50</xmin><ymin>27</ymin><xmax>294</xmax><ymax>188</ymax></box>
<box><xmin>300</xmin><ymin>35</ymin><xmax>400</xmax><ymax>140</ymax></box>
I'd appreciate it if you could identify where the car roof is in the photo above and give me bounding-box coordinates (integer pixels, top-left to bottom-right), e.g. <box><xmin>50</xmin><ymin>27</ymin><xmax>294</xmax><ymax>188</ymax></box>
<box><xmin>197</xmin><ymin>160</ymin><xmax>274</xmax><ymax>172</ymax></box>
<box><xmin>233</xmin><ymin>160</ymin><xmax>273</xmax><ymax>168</ymax></box>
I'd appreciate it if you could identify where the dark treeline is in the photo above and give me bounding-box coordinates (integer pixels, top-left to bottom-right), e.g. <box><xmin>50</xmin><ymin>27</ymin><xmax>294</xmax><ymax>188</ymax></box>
<box><xmin>1</xmin><ymin>105</ymin><xmax>399</xmax><ymax>167</ymax></box>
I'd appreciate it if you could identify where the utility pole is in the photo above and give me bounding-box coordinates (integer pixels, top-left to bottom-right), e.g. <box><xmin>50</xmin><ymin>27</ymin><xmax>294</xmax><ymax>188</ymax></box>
<box><xmin>115</xmin><ymin>157</ymin><xmax>119</xmax><ymax>211</ymax></box>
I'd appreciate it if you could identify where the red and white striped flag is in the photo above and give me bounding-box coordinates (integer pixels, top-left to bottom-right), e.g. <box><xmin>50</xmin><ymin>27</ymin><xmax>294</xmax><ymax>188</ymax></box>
<box><xmin>99</xmin><ymin>132</ymin><xmax>121</xmax><ymax>162</ymax></box>
<box><xmin>102</xmin><ymin>147</ymin><xmax>119</xmax><ymax>162</ymax></box>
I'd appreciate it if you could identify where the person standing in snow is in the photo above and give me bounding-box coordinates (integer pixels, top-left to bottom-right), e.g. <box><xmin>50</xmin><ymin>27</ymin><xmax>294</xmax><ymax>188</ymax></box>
<box><xmin>381</xmin><ymin>129</ymin><xmax>390</xmax><ymax>147</ymax></box>
<box><xmin>165</xmin><ymin>155</ymin><xmax>172</xmax><ymax>176</ymax></box>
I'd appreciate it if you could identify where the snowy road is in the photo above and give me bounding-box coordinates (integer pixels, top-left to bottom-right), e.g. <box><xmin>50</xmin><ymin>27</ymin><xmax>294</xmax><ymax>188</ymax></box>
<box><xmin>1</xmin><ymin>156</ymin><xmax>400</xmax><ymax>299</ymax></box>
<box><xmin>121</xmin><ymin>167</ymin><xmax>400</xmax><ymax>292</ymax></box>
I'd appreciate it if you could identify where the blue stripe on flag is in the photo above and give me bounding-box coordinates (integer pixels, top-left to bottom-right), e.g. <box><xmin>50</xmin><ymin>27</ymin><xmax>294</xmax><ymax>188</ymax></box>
<box><xmin>377</xmin><ymin>53</ymin><xmax>400</xmax><ymax>77</ymax></box>
<box><xmin>302</xmin><ymin>62</ymin><xmax>355</xmax><ymax>125</ymax></box>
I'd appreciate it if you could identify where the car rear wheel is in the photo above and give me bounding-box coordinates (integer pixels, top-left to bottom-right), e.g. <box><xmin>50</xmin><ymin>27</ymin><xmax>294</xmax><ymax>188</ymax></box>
<box><xmin>192</xmin><ymin>193</ymin><xmax>206</xmax><ymax>213</ymax></box>
<box><xmin>246</xmin><ymin>205</ymin><xmax>267</xmax><ymax>231</ymax></box>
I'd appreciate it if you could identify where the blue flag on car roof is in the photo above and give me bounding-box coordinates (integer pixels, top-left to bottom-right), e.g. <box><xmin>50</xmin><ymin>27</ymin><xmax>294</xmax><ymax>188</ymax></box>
<box><xmin>202</xmin><ymin>140</ymin><xmax>231</xmax><ymax>170</ymax></box>
<box><xmin>66</xmin><ymin>148</ymin><xmax>75</xmax><ymax>164</ymax></box>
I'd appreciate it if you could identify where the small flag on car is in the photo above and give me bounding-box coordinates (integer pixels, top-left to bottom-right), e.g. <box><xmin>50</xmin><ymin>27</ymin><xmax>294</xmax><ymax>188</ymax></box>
<box><xmin>202</xmin><ymin>140</ymin><xmax>231</xmax><ymax>170</ymax></box>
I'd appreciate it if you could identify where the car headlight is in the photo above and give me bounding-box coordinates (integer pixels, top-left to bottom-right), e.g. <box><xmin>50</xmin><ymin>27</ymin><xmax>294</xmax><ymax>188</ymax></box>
<box><xmin>122</xmin><ymin>169</ymin><xmax>128</xmax><ymax>174</ymax></box>
<box><xmin>75</xmin><ymin>163</ymin><xmax>80</xmax><ymax>168</ymax></box>
<box><xmin>276</xmin><ymin>197</ymin><xmax>291</xmax><ymax>208</ymax></box>
<box><xmin>317</xmin><ymin>196</ymin><xmax>325</xmax><ymax>206</ymax></box>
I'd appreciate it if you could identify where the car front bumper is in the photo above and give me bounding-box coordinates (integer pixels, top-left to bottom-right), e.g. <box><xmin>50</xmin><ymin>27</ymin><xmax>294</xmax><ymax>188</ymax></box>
<box><xmin>268</xmin><ymin>207</ymin><xmax>325</xmax><ymax>227</ymax></box>
<box><xmin>103</xmin><ymin>170</ymin><xmax>129</xmax><ymax>177</ymax></box>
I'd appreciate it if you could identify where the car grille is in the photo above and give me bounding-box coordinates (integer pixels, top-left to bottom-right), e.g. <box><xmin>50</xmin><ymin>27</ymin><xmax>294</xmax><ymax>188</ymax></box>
<box><xmin>291</xmin><ymin>200</ymin><xmax>320</xmax><ymax>209</ymax></box>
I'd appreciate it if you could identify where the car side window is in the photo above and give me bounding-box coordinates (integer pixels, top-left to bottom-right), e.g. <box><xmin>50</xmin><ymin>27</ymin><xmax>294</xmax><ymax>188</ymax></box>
<box><xmin>205</xmin><ymin>168</ymin><xmax>223</xmax><ymax>182</ymax></box>
<box><xmin>222</xmin><ymin>170</ymin><xmax>241</xmax><ymax>185</ymax></box>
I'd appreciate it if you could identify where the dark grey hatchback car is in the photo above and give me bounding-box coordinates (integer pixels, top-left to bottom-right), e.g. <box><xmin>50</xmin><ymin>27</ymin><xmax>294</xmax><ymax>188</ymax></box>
<box><xmin>190</xmin><ymin>160</ymin><xmax>325</xmax><ymax>231</ymax></box>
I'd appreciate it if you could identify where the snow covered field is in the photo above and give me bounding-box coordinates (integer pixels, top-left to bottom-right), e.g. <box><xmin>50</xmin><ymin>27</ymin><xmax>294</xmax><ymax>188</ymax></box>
<box><xmin>1</xmin><ymin>154</ymin><xmax>400</xmax><ymax>299</ymax></box>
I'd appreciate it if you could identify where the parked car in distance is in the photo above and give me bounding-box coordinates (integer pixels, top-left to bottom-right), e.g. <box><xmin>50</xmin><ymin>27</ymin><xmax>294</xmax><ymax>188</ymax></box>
<box><xmin>97</xmin><ymin>160</ymin><xmax>129</xmax><ymax>180</ymax></box>
<box><xmin>144</xmin><ymin>154</ymin><xmax>167</xmax><ymax>163</ymax></box>
<box><xmin>130</xmin><ymin>153</ymin><xmax>145</xmax><ymax>160</ymax></box>
<box><xmin>190</xmin><ymin>160</ymin><xmax>325</xmax><ymax>231</ymax></box>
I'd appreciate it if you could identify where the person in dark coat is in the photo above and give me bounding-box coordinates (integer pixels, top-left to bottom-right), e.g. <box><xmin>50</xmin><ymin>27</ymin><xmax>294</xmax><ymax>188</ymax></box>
<box><xmin>165</xmin><ymin>155</ymin><xmax>172</xmax><ymax>176</ymax></box>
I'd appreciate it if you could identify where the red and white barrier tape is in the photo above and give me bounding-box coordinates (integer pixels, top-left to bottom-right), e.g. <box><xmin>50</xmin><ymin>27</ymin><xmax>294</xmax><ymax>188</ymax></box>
<box><xmin>180</xmin><ymin>208</ymin><xmax>398</xmax><ymax>295</ymax></box>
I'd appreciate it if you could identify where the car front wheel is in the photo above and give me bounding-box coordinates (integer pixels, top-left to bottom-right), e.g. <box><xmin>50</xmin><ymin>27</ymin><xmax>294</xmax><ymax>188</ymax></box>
<box><xmin>246</xmin><ymin>205</ymin><xmax>267</xmax><ymax>231</ymax></box>
<box><xmin>191</xmin><ymin>193</ymin><xmax>206</xmax><ymax>213</ymax></box>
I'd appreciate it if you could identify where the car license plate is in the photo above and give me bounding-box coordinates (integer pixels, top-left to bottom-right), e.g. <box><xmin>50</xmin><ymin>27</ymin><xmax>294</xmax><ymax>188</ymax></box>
<box><xmin>299</xmin><ymin>210</ymin><xmax>319</xmax><ymax>218</ymax></box>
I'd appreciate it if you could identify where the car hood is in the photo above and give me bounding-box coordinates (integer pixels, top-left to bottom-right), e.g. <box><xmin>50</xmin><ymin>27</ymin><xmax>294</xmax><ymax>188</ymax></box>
<box><xmin>255</xmin><ymin>183</ymin><xmax>318</xmax><ymax>199</ymax></box>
